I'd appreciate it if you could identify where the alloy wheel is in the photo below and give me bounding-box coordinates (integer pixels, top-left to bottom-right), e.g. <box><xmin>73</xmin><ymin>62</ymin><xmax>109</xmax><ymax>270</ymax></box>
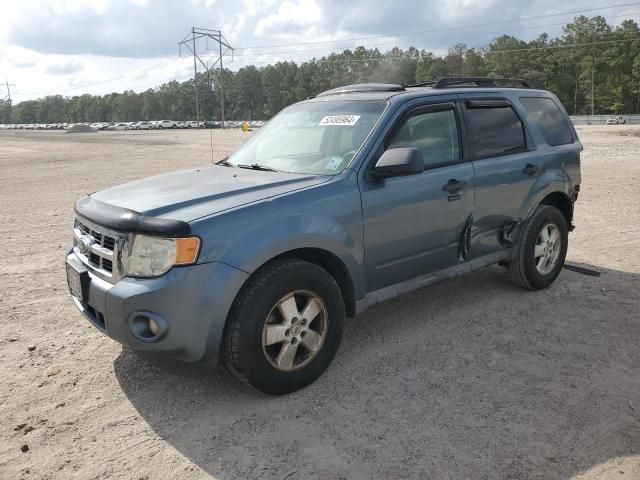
<box><xmin>262</xmin><ymin>290</ymin><xmax>328</xmax><ymax>371</ymax></box>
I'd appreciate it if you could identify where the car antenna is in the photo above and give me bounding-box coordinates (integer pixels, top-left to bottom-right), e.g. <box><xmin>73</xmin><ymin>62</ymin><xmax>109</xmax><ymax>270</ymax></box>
<box><xmin>210</xmin><ymin>121</ymin><xmax>214</xmax><ymax>164</ymax></box>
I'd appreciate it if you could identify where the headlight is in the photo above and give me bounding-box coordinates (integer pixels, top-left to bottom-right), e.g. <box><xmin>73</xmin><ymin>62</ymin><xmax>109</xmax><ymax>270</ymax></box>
<box><xmin>125</xmin><ymin>235</ymin><xmax>200</xmax><ymax>277</ymax></box>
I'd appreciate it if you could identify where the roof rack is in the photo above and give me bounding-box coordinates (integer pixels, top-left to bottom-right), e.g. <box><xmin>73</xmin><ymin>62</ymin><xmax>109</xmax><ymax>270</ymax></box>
<box><xmin>405</xmin><ymin>77</ymin><xmax>534</xmax><ymax>89</ymax></box>
<box><xmin>315</xmin><ymin>83</ymin><xmax>405</xmax><ymax>98</ymax></box>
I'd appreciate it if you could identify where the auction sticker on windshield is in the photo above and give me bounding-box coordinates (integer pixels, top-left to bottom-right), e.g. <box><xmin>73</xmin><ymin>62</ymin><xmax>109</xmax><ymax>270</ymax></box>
<box><xmin>319</xmin><ymin>115</ymin><xmax>360</xmax><ymax>126</ymax></box>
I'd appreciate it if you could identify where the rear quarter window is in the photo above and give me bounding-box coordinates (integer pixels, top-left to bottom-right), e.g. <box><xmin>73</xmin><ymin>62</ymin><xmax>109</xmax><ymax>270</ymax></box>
<box><xmin>520</xmin><ymin>97</ymin><xmax>574</xmax><ymax>146</ymax></box>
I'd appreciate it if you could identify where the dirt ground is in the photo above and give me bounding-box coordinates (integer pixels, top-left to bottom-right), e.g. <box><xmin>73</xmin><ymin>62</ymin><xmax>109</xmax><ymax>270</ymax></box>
<box><xmin>0</xmin><ymin>126</ymin><xmax>638</xmax><ymax>480</ymax></box>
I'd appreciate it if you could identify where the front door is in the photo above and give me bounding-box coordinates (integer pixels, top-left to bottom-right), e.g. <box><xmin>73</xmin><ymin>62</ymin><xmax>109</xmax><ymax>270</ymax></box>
<box><xmin>360</xmin><ymin>101</ymin><xmax>474</xmax><ymax>292</ymax></box>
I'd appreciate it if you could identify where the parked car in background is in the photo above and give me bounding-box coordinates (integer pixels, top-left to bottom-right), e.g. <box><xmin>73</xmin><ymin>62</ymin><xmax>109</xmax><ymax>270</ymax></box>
<box><xmin>157</xmin><ymin>120</ymin><xmax>178</xmax><ymax>129</ymax></box>
<box><xmin>107</xmin><ymin>123</ymin><xmax>130</xmax><ymax>131</ymax></box>
<box><xmin>132</xmin><ymin>121</ymin><xmax>152</xmax><ymax>130</ymax></box>
<box><xmin>606</xmin><ymin>116</ymin><xmax>626</xmax><ymax>125</ymax></box>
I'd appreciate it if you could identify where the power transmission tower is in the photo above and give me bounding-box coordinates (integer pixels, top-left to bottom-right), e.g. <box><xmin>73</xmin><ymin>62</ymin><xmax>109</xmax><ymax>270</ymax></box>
<box><xmin>3</xmin><ymin>79</ymin><xmax>16</xmax><ymax>122</ymax></box>
<box><xmin>178</xmin><ymin>27</ymin><xmax>233</xmax><ymax>128</ymax></box>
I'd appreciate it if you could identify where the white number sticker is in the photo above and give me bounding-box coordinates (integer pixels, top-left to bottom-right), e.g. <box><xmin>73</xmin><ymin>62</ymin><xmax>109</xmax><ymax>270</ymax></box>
<box><xmin>319</xmin><ymin>115</ymin><xmax>360</xmax><ymax>126</ymax></box>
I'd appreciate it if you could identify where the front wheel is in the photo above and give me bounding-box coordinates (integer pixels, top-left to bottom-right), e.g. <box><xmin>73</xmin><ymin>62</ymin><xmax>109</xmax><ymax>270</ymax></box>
<box><xmin>508</xmin><ymin>205</ymin><xmax>568</xmax><ymax>290</ymax></box>
<box><xmin>223</xmin><ymin>258</ymin><xmax>344</xmax><ymax>395</ymax></box>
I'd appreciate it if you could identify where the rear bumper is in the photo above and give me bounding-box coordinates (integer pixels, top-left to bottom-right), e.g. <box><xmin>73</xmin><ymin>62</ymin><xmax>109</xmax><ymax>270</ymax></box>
<box><xmin>67</xmin><ymin>253</ymin><xmax>249</xmax><ymax>363</ymax></box>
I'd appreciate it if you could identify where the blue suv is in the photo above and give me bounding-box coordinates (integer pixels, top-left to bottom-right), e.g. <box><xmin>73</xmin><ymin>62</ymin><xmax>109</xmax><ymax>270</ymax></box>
<box><xmin>66</xmin><ymin>77</ymin><xmax>581</xmax><ymax>394</ymax></box>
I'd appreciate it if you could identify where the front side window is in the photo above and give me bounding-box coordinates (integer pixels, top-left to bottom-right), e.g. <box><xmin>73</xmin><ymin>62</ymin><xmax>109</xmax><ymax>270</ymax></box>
<box><xmin>520</xmin><ymin>97</ymin><xmax>574</xmax><ymax>146</ymax></box>
<box><xmin>228</xmin><ymin>100</ymin><xmax>387</xmax><ymax>175</ymax></box>
<box><xmin>466</xmin><ymin>105</ymin><xmax>526</xmax><ymax>158</ymax></box>
<box><xmin>387</xmin><ymin>108</ymin><xmax>460</xmax><ymax>168</ymax></box>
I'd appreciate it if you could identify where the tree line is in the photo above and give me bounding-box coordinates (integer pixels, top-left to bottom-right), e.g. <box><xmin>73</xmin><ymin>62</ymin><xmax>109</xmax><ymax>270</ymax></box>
<box><xmin>2</xmin><ymin>15</ymin><xmax>639</xmax><ymax>124</ymax></box>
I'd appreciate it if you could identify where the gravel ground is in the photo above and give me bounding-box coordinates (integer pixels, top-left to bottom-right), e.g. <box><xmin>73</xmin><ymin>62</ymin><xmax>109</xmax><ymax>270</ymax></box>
<box><xmin>0</xmin><ymin>126</ymin><xmax>638</xmax><ymax>480</ymax></box>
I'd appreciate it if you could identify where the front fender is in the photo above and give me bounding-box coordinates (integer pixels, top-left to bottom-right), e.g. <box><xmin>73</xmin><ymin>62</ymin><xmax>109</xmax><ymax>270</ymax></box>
<box><xmin>190</xmin><ymin>177</ymin><xmax>366</xmax><ymax>300</ymax></box>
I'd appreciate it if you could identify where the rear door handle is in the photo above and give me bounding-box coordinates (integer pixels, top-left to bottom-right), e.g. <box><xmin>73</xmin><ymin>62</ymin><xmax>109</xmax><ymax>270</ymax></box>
<box><xmin>522</xmin><ymin>163</ymin><xmax>538</xmax><ymax>176</ymax></box>
<box><xmin>443</xmin><ymin>179</ymin><xmax>466</xmax><ymax>193</ymax></box>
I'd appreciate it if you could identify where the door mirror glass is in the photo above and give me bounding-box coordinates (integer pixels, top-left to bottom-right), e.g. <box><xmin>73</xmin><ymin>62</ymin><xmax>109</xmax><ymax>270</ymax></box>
<box><xmin>371</xmin><ymin>148</ymin><xmax>424</xmax><ymax>179</ymax></box>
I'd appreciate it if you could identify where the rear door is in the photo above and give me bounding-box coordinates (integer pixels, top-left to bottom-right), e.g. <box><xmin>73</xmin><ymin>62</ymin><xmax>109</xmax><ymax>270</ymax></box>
<box><xmin>459</xmin><ymin>95</ymin><xmax>541</xmax><ymax>258</ymax></box>
<box><xmin>360</xmin><ymin>99</ymin><xmax>474</xmax><ymax>292</ymax></box>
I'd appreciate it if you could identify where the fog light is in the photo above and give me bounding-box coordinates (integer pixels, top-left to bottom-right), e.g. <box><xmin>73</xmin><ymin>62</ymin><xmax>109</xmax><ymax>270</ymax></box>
<box><xmin>127</xmin><ymin>311</ymin><xmax>168</xmax><ymax>342</ymax></box>
<box><xmin>148</xmin><ymin>318</ymin><xmax>159</xmax><ymax>336</ymax></box>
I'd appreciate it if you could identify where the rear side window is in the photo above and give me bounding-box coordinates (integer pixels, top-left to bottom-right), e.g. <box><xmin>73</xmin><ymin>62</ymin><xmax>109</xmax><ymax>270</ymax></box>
<box><xmin>520</xmin><ymin>97</ymin><xmax>574</xmax><ymax>146</ymax></box>
<box><xmin>466</xmin><ymin>105</ymin><xmax>526</xmax><ymax>158</ymax></box>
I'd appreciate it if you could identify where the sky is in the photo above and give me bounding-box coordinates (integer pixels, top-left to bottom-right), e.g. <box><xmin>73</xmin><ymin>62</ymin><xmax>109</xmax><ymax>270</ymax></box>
<box><xmin>1</xmin><ymin>0</ymin><xmax>639</xmax><ymax>102</ymax></box>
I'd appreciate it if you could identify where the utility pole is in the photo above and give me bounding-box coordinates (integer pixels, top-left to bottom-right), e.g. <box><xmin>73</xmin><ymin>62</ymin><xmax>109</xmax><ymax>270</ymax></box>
<box><xmin>219</xmin><ymin>32</ymin><xmax>225</xmax><ymax>129</ymax></box>
<box><xmin>191</xmin><ymin>27</ymin><xmax>200</xmax><ymax>125</ymax></box>
<box><xmin>591</xmin><ymin>64</ymin><xmax>595</xmax><ymax>117</ymax></box>
<box><xmin>178</xmin><ymin>28</ymin><xmax>233</xmax><ymax>128</ymax></box>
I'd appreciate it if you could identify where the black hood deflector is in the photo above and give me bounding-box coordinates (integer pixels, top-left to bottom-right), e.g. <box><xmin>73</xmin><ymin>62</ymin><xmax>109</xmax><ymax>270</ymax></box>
<box><xmin>75</xmin><ymin>196</ymin><xmax>191</xmax><ymax>236</ymax></box>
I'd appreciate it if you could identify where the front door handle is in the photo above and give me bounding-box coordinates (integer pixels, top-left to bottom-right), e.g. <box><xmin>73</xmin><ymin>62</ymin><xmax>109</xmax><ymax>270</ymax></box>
<box><xmin>522</xmin><ymin>163</ymin><xmax>538</xmax><ymax>176</ymax></box>
<box><xmin>443</xmin><ymin>179</ymin><xmax>466</xmax><ymax>193</ymax></box>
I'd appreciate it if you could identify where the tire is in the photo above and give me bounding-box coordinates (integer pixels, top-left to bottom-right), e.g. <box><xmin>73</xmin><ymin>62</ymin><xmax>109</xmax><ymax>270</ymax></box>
<box><xmin>508</xmin><ymin>205</ymin><xmax>568</xmax><ymax>290</ymax></box>
<box><xmin>223</xmin><ymin>258</ymin><xmax>345</xmax><ymax>395</ymax></box>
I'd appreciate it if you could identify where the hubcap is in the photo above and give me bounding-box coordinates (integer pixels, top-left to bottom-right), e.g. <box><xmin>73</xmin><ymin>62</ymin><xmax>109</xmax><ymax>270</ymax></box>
<box><xmin>261</xmin><ymin>290</ymin><xmax>328</xmax><ymax>372</ymax></box>
<box><xmin>534</xmin><ymin>223</ymin><xmax>561</xmax><ymax>275</ymax></box>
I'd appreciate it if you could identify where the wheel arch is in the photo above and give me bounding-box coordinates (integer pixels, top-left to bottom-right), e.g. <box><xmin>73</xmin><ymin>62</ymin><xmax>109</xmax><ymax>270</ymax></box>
<box><xmin>273</xmin><ymin>248</ymin><xmax>356</xmax><ymax>318</ymax></box>
<box><xmin>538</xmin><ymin>191</ymin><xmax>574</xmax><ymax>230</ymax></box>
<box><xmin>231</xmin><ymin>247</ymin><xmax>357</xmax><ymax>319</ymax></box>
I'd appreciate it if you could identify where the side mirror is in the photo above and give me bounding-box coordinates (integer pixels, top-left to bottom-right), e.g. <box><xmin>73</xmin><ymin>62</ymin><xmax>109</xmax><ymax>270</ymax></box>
<box><xmin>370</xmin><ymin>148</ymin><xmax>424</xmax><ymax>180</ymax></box>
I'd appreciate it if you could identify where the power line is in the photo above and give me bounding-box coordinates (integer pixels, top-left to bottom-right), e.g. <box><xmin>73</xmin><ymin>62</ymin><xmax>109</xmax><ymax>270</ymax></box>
<box><xmin>233</xmin><ymin>12</ymin><xmax>640</xmax><ymax>58</ymax></box>
<box><xmin>230</xmin><ymin>36</ymin><xmax>640</xmax><ymax>66</ymax></box>
<box><xmin>235</xmin><ymin>2</ymin><xmax>640</xmax><ymax>50</ymax></box>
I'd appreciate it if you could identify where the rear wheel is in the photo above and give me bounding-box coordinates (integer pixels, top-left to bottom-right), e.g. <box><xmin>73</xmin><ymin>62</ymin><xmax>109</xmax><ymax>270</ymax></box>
<box><xmin>223</xmin><ymin>258</ymin><xmax>344</xmax><ymax>395</ymax></box>
<box><xmin>508</xmin><ymin>205</ymin><xmax>568</xmax><ymax>290</ymax></box>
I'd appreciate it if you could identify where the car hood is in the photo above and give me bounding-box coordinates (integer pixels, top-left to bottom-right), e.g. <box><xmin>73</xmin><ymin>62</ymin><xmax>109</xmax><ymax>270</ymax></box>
<box><xmin>90</xmin><ymin>165</ymin><xmax>330</xmax><ymax>222</ymax></box>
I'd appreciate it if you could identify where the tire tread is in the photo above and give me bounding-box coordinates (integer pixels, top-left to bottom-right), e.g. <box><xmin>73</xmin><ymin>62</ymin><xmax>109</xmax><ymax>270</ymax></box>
<box><xmin>508</xmin><ymin>205</ymin><xmax>557</xmax><ymax>290</ymax></box>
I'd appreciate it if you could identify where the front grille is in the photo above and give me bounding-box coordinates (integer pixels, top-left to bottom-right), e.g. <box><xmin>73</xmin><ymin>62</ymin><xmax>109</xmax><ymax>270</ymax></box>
<box><xmin>102</xmin><ymin>259</ymin><xmax>113</xmax><ymax>272</ymax></box>
<box><xmin>73</xmin><ymin>218</ymin><xmax>123</xmax><ymax>282</ymax></box>
<box><xmin>103</xmin><ymin>236</ymin><xmax>115</xmax><ymax>250</ymax></box>
<box><xmin>85</xmin><ymin>303</ymin><xmax>106</xmax><ymax>331</ymax></box>
<box><xmin>89</xmin><ymin>252</ymin><xmax>100</xmax><ymax>266</ymax></box>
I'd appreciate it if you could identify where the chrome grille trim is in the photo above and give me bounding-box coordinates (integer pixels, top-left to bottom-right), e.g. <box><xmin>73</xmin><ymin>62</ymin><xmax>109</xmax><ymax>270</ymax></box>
<box><xmin>73</xmin><ymin>217</ymin><xmax>129</xmax><ymax>283</ymax></box>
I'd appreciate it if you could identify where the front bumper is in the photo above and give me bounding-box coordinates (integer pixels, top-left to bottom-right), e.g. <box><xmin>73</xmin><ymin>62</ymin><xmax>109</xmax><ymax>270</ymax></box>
<box><xmin>67</xmin><ymin>252</ymin><xmax>248</xmax><ymax>362</ymax></box>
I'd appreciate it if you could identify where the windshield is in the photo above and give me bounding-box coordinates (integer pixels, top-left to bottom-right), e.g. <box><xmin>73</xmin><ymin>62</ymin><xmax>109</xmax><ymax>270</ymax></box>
<box><xmin>227</xmin><ymin>100</ymin><xmax>387</xmax><ymax>175</ymax></box>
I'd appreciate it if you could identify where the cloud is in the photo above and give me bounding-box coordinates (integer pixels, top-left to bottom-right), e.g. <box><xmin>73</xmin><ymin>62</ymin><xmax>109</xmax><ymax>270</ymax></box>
<box><xmin>45</xmin><ymin>60</ymin><xmax>83</xmax><ymax>75</ymax></box>
<box><xmin>255</xmin><ymin>0</ymin><xmax>322</xmax><ymax>35</ymax></box>
<box><xmin>7</xmin><ymin>0</ymin><xmax>252</xmax><ymax>58</ymax></box>
<box><xmin>11</xmin><ymin>60</ymin><xmax>37</xmax><ymax>69</ymax></box>
<box><xmin>1</xmin><ymin>0</ymin><xmax>635</xmax><ymax>102</ymax></box>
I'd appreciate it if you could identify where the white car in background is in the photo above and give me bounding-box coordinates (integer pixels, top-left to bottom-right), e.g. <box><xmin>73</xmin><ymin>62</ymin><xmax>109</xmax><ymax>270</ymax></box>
<box><xmin>107</xmin><ymin>122</ymin><xmax>130</xmax><ymax>131</ymax></box>
<box><xmin>132</xmin><ymin>121</ymin><xmax>152</xmax><ymax>130</ymax></box>
<box><xmin>606</xmin><ymin>116</ymin><xmax>626</xmax><ymax>125</ymax></box>
<box><xmin>157</xmin><ymin>120</ymin><xmax>178</xmax><ymax>129</ymax></box>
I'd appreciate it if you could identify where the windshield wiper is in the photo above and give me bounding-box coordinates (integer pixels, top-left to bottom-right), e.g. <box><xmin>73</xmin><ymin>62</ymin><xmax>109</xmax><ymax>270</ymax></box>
<box><xmin>216</xmin><ymin>156</ymin><xmax>234</xmax><ymax>167</ymax></box>
<box><xmin>237</xmin><ymin>163</ymin><xmax>279</xmax><ymax>172</ymax></box>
